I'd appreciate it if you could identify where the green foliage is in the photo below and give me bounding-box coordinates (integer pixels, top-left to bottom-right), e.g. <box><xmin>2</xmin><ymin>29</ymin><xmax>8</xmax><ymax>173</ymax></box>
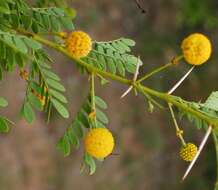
<box><xmin>0</xmin><ymin>0</ymin><xmax>74</xmax><ymax>32</ymax></box>
<box><xmin>0</xmin><ymin>0</ymin><xmax>73</xmax><ymax>123</ymax></box>
<box><xmin>0</xmin><ymin>31</ymin><xmax>41</xmax><ymax>72</ymax></box>
<box><xmin>35</xmin><ymin>0</ymin><xmax>77</xmax><ymax>19</ymax></box>
<box><xmin>21</xmin><ymin>49</ymin><xmax>69</xmax><ymax>123</ymax></box>
<box><xmin>178</xmin><ymin>92</ymin><xmax>218</xmax><ymax>129</ymax></box>
<box><xmin>30</xmin><ymin>7</ymin><xmax>74</xmax><ymax>32</ymax></box>
<box><xmin>57</xmin><ymin>95</ymin><xmax>108</xmax><ymax>174</ymax></box>
<box><xmin>82</xmin><ymin>38</ymin><xmax>142</xmax><ymax>76</ymax></box>
<box><xmin>57</xmin><ymin>98</ymin><xmax>90</xmax><ymax>155</ymax></box>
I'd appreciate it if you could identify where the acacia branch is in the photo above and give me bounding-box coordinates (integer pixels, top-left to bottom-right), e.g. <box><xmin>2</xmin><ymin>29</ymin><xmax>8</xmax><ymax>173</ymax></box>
<box><xmin>17</xmin><ymin>29</ymin><xmax>218</xmax><ymax>128</ymax></box>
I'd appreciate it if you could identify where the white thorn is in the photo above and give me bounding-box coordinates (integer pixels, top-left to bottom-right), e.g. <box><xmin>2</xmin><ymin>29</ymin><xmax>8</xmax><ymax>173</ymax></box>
<box><xmin>133</xmin><ymin>58</ymin><xmax>141</xmax><ymax>81</ymax></box>
<box><xmin>120</xmin><ymin>57</ymin><xmax>141</xmax><ymax>98</ymax></box>
<box><xmin>168</xmin><ymin>66</ymin><xmax>195</xmax><ymax>95</ymax></box>
<box><xmin>182</xmin><ymin>126</ymin><xmax>212</xmax><ymax>181</ymax></box>
<box><xmin>120</xmin><ymin>86</ymin><xmax>133</xmax><ymax>98</ymax></box>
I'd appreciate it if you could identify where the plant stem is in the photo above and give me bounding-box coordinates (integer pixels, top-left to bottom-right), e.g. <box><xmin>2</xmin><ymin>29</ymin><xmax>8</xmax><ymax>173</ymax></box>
<box><xmin>137</xmin><ymin>62</ymin><xmax>173</xmax><ymax>83</ymax></box>
<box><xmin>213</xmin><ymin>132</ymin><xmax>218</xmax><ymax>190</ymax></box>
<box><xmin>168</xmin><ymin>103</ymin><xmax>186</xmax><ymax>146</ymax></box>
<box><xmin>16</xmin><ymin>29</ymin><xmax>218</xmax><ymax>128</ymax></box>
<box><xmin>137</xmin><ymin>55</ymin><xmax>183</xmax><ymax>83</ymax></box>
<box><xmin>90</xmin><ymin>73</ymin><xmax>97</xmax><ymax>127</ymax></box>
<box><xmin>135</xmin><ymin>84</ymin><xmax>218</xmax><ymax>127</ymax></box>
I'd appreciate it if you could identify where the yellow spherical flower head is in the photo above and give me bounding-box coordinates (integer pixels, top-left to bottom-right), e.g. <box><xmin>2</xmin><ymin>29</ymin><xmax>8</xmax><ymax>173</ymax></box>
<box><xmin>84</xmin><ymin>128</ymin><xmax>115</xmax><ymax>159</ymax></box>
<box><xmin>180</xmin><ymin>143</ymin><xmax>198</xmax><ymax>162</ymax></box>
<box><xmin>181</xmin><ymin>33</ymin><xmax>212</xmax><ymax>65</ymax></box>
<box><xmin>65</xmin><ymin>31</ymin><xmax>92</xmax><ymax>58</ymax></box>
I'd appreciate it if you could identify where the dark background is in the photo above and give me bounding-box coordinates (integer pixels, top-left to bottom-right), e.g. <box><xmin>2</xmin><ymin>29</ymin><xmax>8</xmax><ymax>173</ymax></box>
<box><xmin>0</xmin><ymin>0</ymin><xmax>218</xmax><ymax>189</ymax></box>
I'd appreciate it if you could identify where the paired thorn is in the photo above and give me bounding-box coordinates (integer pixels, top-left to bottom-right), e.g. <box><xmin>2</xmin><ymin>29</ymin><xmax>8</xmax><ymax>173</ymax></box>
<box><xmin>167</xmin><ymin>64</ymin><xmax>212</xmax><ymax>181</ymax></box>
<box><xmin>169</xmin><ymin>65</ymin><xmax>212</xmax><ymax>181</ymax></box>
<box><xmin>120</xmin><ymin>57</ymin><xmax>141</xmax><ymax>98</ymax></box>
<box><xmin>166</xmin><ymin>65</ymin><xmax>210</xmax><ymax>181</ymax></box>
<box><xmin>121</xmin><ymin>58</ymin><xmax>208</xmax><ymax>181</ymax></box>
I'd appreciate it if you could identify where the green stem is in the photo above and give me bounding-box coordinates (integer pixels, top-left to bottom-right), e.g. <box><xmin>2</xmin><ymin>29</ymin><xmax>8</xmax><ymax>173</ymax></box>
<box><xmin>212</xmin><ymin>132</ymin><xmax>218</xmax><ymax>190</ymax></box>
<box><xmin>137</xmin><ymin>62</ymin><xmax>173</xmax><ymax>83</ymax></box>
<box><xmin>90</xmin><ymin>73</ymin><xmax>97</xmax><ymax>127</ymax></box>
<box><xmin>16</xmin><ymin>29</ymin><xmax>218</xmax><ymax>128</ymax></box>
<box><xmin>168</xmin><ymin>103</ymin><xmax>186</xmax><ymax>146</ymax></box>
<box><xmin>135</xmin><ymin>84</ymin><xmax>218</xmax><ymax>127</ymax></box>
<box><xmin>137</xmin><ymin>55</ymin><xmax>183</xmax><ymax>83</ymax></box>
<box><xmin>137</xmin><ymin>85</ymin><xmax>163</xmax><ymax>109</ymax></box>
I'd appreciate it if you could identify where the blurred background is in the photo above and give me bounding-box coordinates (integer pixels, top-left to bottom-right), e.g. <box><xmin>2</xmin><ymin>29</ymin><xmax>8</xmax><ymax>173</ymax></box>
<box><xmin>0</xmin><ymin>0</ymin><xmax>218</xmax><ymax>189</ymax></box>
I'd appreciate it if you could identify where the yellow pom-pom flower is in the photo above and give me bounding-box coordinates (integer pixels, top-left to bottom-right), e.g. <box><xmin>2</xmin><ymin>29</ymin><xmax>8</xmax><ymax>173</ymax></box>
<box><xmin>180</xmin><ymin>143</ymin><xmax>198</xmax><ymax>162</ymax></box>
<box><xmin>181</xmin><ymin>33</ymin><xmax>212</xmax><ymax>65</ymax></box>
<box><xmin>65</xmin><ymin>31</ymin><xmax>92</xmax><ymax>58</ymax></box>
<box><xmin>84</xmin><ymin>128</ymin><xmax>115</xmax><ymax>159</ymax></box>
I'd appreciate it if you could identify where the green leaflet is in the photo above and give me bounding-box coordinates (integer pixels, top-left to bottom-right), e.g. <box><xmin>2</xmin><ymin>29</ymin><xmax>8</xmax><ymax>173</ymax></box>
<box><xmin>51</xmin><ymin>98</ymin><xmax>69</xmax><ymax>118</ymax></box>
<box><xmin>22</xmin><ymin>102</ymin><xmax>35</xmax><ymax>124</ymax></box>
<box><xmin>0</xmin><ymin>97</ymin><xmax>11</xmax><ymax>133</ymax></box>
<box><xmin>49</xmin><ymin>89</ymin><xmax>68</xmax><ymax>103</ymax></box>
<box><xmin>57</xmin><ymin>134</ymin><xmax>71</xmax><ymax>156</ymax></box>
<box><xmin>203</xmin><ymin>91</ymin><xmax>218</xmax><ymax>111</ymax></box>
<box><xmin>0</xmin><ymin>97</ymin><xmax>8</xmax><ymax>107</ymax></box>
<box><xmin>96</xmin><ymin>108</ymin><xmax>109</xmax><ymax>124</ymax></box>
<box><xmin>95</xmin><ymin>96</ymin><xmax>107</xmax><ymax>109</ymax></box>
<box><xmin>0</xmin><ymin>117</ymin><xmax>10</xmax><ymax>133</ymax></box>
<box><xmin>23</xmin><ymin>38</ymin><xmax>42</xmax><ymax>50</ymax></box>
<box><xmin>28</xmin><ymin>93</ymin><xmax>43</xmax><ymax>111</ymax></box>
<box><xmin>83</xmin><ymin>153</ymin><xmax>96</xmax><ymax>175</ymax></box>
<box><xmin>46</xmin><ymin>78</ymin><xmax>65</xmax><ymax>92</ymax></box>
<box><xmin>43</xmin><ymin>69</ymin><xmax>61</xmax><ymax>81</ymax></box>
<box><xmin>13</xmin><ymin>36</ymin><xmax>28</xmax><ymax>54</ymax></box>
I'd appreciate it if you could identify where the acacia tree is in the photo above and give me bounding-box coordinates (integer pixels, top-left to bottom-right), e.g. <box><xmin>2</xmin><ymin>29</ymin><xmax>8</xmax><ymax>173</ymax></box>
<box><xmin>0</xmin><ymin>0</ymin><xmax>218</xmax><ymax>188</ymax></box>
